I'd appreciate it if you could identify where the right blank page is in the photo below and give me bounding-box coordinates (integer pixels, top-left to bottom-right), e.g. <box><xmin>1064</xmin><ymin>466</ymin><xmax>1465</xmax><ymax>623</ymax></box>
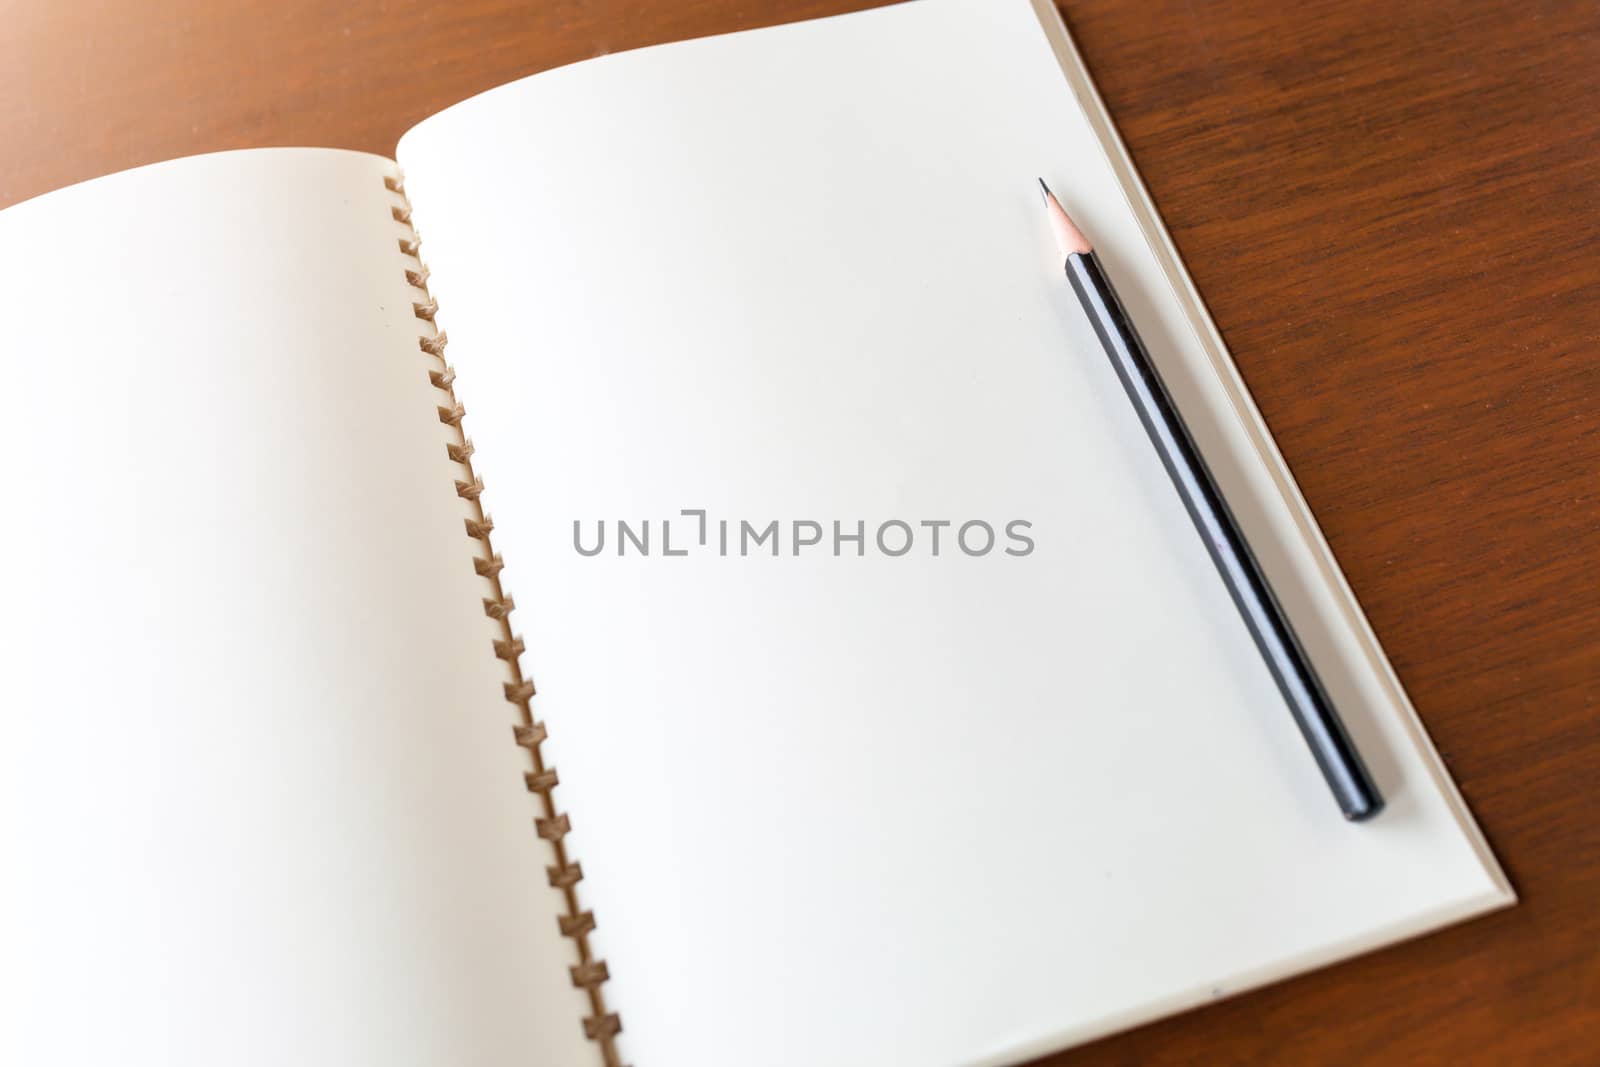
<box><xmin>397</xmin><ymin>1</ymin><xmax>1511</xmax><ymax>1063</ymax></box>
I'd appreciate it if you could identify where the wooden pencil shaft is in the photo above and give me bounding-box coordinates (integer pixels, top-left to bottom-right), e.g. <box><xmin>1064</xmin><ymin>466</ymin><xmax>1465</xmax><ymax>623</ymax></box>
<box><xmin>1063</xmin><ymin>250</ymin><xmax>1383</xmax><ymax>821</ymax></box>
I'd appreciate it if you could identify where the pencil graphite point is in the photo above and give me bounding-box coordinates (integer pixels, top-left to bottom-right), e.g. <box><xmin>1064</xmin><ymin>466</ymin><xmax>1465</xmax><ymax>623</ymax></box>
<box><xmin>1037</xmin><ymin>178</ymin><xmax>1093</xmax><ymax>258</ymax></box>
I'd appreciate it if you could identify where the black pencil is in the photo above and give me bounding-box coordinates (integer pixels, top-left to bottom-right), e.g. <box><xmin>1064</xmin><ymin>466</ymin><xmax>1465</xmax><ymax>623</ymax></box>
<box><xmin>1038</xmin><ymin>178</ymin><xmax>1383</xmax><ymax>822</ymax></box>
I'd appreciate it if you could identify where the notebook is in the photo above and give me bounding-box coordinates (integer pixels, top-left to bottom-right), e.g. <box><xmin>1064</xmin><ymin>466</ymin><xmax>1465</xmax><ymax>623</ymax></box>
<box><xmin>0</xmin><ymin>1</ymin><xmax>1513</xmax><ymax>1064</ymax></box>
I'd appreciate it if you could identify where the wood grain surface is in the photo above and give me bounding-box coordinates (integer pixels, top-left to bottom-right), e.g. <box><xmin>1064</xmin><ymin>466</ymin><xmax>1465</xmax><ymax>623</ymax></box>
<box><xmin>5</xmin><ymin>0</ymin><xmax>1596</xmax><ymax>1062</ymax></box>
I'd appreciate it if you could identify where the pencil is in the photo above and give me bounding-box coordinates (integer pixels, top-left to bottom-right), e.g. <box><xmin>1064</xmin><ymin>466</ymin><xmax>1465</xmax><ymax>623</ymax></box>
<box><xmin>1038</xmin><ymin>178</ymin><xmax>1383</xmax><ymax>821</ymax></box>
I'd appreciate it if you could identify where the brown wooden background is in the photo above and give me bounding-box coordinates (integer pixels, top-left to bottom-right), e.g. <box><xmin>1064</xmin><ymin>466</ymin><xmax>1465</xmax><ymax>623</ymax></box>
<box><xmin>6</xmin><ymin>0</ymin><xmax>1595</xmax><ymax>1061</ymax></box>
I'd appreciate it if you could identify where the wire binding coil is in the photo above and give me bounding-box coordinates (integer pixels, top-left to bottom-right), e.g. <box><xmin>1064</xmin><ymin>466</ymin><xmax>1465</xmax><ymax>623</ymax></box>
<box><xmin>385</xmin><ymin>171</ymin><xmax>626</xmax><ymax>1067</ymax></box>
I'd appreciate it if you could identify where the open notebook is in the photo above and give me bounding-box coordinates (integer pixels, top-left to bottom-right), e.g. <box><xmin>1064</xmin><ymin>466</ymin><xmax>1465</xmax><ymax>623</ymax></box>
<box><xmin>0</xmin><ymin>1</ymin><xmax>1512</xmax><ymax>1064</ymax></box>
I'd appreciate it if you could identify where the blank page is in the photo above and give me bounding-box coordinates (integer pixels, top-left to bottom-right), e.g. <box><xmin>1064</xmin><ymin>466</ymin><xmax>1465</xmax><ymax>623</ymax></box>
<box><xmin>396</xmin><ymin>1</ymin><xmax>1511</xmax><ymax>1063</ymax></box>
<box><xmin>0</xmin><ymin>150</ymin><xmax>595</xmax><ymax>1065</ymax></box>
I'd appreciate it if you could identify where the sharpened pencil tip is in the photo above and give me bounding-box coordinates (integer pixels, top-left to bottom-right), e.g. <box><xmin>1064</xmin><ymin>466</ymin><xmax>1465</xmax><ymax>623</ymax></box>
<box><xmin>1038</xmin><ymin>179</ymin><xmax>1093</xmax><ymax>257</ymax></box>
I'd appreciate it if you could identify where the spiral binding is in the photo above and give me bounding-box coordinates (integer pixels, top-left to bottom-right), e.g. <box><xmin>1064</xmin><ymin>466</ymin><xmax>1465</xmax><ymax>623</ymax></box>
<box><xmin>385</xmin><ymin>171</ymin><xmax>626</xmax><ymax>1067</ymax></box>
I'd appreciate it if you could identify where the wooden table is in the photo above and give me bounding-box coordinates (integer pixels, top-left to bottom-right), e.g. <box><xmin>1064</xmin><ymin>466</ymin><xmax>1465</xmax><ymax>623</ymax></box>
<box><xmin>6</xmin><ymin>1</ymin><xmax>1595</xmax><ymax>1061</ymax></box>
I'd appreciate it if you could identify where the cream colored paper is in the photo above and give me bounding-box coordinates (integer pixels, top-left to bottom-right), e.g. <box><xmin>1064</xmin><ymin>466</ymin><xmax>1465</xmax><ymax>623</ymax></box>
<box><xmin>0</xmin><ymin>150</ymin><xmax>595</xmax><ymax>1066</ymax></box>
<box><xmin>397</xmin><ymin>1</ymin><xmax>1511</xmax><ymax>1064</ymax></box>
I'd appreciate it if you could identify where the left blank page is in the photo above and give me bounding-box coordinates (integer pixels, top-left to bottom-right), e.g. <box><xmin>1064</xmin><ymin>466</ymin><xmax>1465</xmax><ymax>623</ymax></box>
<box><xmin>0</xmin><ymin>150</ymin><xmax>595</xmax><ymax>1066</ymax></box>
